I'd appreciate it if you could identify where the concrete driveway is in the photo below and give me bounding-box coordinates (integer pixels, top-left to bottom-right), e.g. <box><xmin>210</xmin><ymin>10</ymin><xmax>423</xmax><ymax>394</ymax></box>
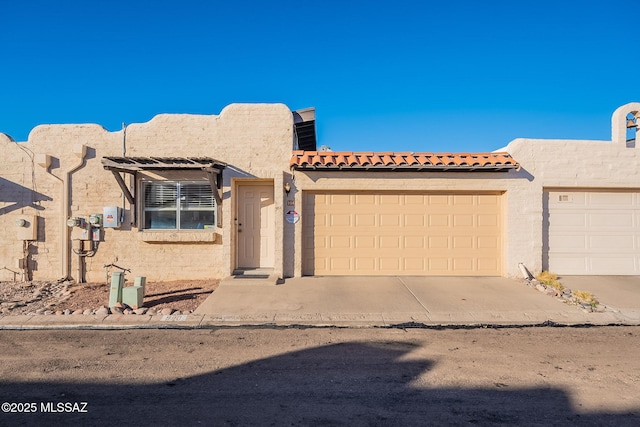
<box><xmin>195</xmin><ymin>275</ymin><xmax>639</xmax><ymax>326</ymax></box>
<box><xmin>557</xmin><ymin>276</ymin><xmax>640</xmax><ymax>314</ymax></box>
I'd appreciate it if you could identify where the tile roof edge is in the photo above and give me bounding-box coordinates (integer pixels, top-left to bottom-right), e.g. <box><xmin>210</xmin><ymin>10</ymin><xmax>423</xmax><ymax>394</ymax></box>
<box><xmin>291</xmin><ymin>150</ymin><xmax>514</xmax><ymax>156</ymax></box>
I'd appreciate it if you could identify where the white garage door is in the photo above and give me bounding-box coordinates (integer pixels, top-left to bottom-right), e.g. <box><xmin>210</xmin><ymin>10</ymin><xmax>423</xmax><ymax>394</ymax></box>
<box><xmin>546</xmin><ymin>190</ymin><xmax>640</xmax><ymax>274</ymax></box>
<box><xmin>303</xmin><ymin>191</ymin><xmax>503</xmax><ymax>276</ymax></box>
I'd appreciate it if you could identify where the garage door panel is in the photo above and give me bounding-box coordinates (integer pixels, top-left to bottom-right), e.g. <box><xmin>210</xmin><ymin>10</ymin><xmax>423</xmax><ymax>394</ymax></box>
<box><xmin>404</xmin><ymin>235</ymin><xmax>424</xmax><ymax>248</ymax></box>
<box><xmin>455</xmin><ymin>195</ymin><xmax>474</xmax><ymax>205</ymax></box>
<box><xmin>453</xmin><ymin>258</ymin><xmax>474</xmax><ymax>272</ymax></box>
<box><xmin>405</xmin><ymin>214</ymin><xmax>425</xmax><ymax>227</ymax></box>
<box><xmin>405</xmin><ymin>194</ymin><xmax>426</xmax><ymax>204</ymax></box>
<box><xmin>590</xmin><ymin>256</ymin><xmax>637</xmax><ymax>272</ymax></box>
<box><xmin>550</xmin><ymin>234</ymin><xmax>587</xmax><ymax>250</ymax></box>
<box><xmin>380</xmin><ymin>194</ymin><xmax>400</xmax><ymax>204</ymax></box>
<box><xmin>330</xmin><ymin>235</ymin><xmax>351</xmax><ymax>248</ymax></box>
<box><xmin>590</xmin><ymin>192</ymin><xmax>634</xmax><ymax>206</ymax></box>
<box><xmin>355</xmin><ymin>194</ymin><xmax>375</xmax><ymax>204</ymax></box>
<box><xmin>478</xmin><ymin>236</ymin><xmax>499</xmax><ymax>249</ymax></box>
<box><xmin>379</xmin><ymin>236</ymin><xmax>400</xmax><ymax>248</ymax></box>
<box><xmin>404</xmin><ymin>258</ymin><xmax>425</xmax><ymax>270</ymax></box>
<box><xmin>303</xmin><ymin>191</ymin><xmax>502</xmax><ymax>276</ymax></box>
<box><xmin>380</xmin><ymin>258</ymin><xmax>400</xmax><ymax>271</ymax></box>
<box><xmin>330</xmin><ymin>194</ymin><xmax>351</xmax><ymax>204</ymax></box>
<box><xmin>590</xmin><ymin>235</ymin><xmax>635</xmax><ymax>249</ymax></box>
<box><xmin>330</xmin><ymin>258</ymin><xmax>351</xmax><ymax>270</ymax></box>
<box><xmin>478</xmin><ymin>214</ymin><xmax>499</xmax><ymax>227</ymax></box>
<box><xmin>428</xmin><ymin>236</ymin><xmax>449</xmax><ymax>249</ymax></box>
<box><xmin>454</xmin><ymin>215</ymin><xmax>474</xmax><ymax>227</ymax></box>
<box><xmin>589</xmin><ymin>213</ymin><xmax>634</xmax><ymax>228</ymax></box>
<box><xmin>355</xmin><ymin>214</ymin><xmax>376</xmax><ymax>226</ymax></box>
<box><xmin>355</xmin><ymin>258</ymin><xmax>376</xmax><ymax>270</ymax></box>
<box><xmin>428</xmin><ymin>215</ymin><xmax>449</xmax><ymax>227</ymax></box>
<box><xmin>478</xmin><ymin>194</ymin><xmax>500</xmax><ymax>205</ymax></box>
<box><xmin>546</xmin><ymin>190</ymin><xmax>640</xmax><ymax>274</ymax></box>
<box><xmin>380</xmin><ymin>214</ymin><xmax>401</xmax><ymax>227</ymax></box>
<box><xmin>478</xmin><ymin>258</ymin><xmax>499</xmax><ymax>272</ymax></box>
<box><xmin>355</xmin><ymin>235</ymin><xmax>376</xmax><ymax>249</ymax></box>
<box><xmin>552</xmin><ymin>213</ymin><xmax>586</xmax><ymax>227</ymax></box>
<box><xmin>453</xmin><ymin>236</ymin><xmax>474</xmax><ymax>249</ymax></box>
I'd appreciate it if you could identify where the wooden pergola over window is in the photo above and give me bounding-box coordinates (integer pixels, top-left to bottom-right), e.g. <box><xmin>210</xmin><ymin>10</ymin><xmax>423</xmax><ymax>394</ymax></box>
<box><xmin>101</xmin><ymin>156</ymin><xmax>226</xmax><ymax>206</ymax></box>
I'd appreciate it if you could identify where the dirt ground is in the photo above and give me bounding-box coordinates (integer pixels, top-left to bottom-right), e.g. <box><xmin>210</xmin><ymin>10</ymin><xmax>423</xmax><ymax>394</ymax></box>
<box><xmin>0</xmin><ymin>327</ymin><xmax>638</xmax><ymax>425</ymax></box>
<box><xmin>0</xmin><ymin>279</ymin><xmax>219</xmax><ymax>315</ymax></box>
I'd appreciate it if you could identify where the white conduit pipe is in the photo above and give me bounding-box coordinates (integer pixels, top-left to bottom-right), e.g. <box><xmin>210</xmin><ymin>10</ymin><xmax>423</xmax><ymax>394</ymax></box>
<box><xmin>60</xmin><ymin>144</ymin><xmax>87</xmax><ymax>280</ymax></box>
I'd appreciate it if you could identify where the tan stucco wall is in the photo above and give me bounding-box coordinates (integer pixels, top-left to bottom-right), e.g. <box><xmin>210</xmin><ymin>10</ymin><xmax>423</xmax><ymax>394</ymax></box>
<box><xmin>0</xmin><ymin>104</ymin><xmax>294</xmax><ymax>282</ymax></box>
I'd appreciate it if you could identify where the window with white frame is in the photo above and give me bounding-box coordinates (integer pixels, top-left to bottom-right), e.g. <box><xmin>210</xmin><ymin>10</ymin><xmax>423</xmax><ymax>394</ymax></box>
<box><xmin>142</xmin><ymin>180</ymin><xmax>216</xmax><ymax>230</ymax></box>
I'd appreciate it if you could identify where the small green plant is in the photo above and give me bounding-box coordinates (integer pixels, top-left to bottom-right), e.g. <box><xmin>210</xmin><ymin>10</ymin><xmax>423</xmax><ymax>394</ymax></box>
<box><xmin>574</xmin><ymin>290</ymin><xmax>598</xmax><ymax>306</ymax></box>
<box><xmin>536</xmin><ymin>271</ymin><xmax>564</xmax><ymax>291</ymax></box>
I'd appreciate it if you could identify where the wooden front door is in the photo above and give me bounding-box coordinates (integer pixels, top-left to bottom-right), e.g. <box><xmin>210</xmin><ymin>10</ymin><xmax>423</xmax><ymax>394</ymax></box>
<box><xmin>237</xmin><ymin>183</ymin><xmax>275</xmax><ymax>268</ymax></box>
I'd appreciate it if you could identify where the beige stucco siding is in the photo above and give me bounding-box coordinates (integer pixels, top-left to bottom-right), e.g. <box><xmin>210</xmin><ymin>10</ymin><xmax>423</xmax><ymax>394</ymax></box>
<box><xmin>0</xmin><ymin>104</ymin><xmax>293</xmax><ymax>282</ymax></box>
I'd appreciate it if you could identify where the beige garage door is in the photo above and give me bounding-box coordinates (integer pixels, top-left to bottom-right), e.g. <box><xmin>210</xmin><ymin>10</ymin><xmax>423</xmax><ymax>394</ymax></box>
<box><xmin>546</xmin><ymin>190</ymin><xmax>640</xmax><ymax>274</ymax></box>
<box><xmin>303</xmin><ymin>192</ymin><xmax>503</xmax><ymax>276</ymax></box>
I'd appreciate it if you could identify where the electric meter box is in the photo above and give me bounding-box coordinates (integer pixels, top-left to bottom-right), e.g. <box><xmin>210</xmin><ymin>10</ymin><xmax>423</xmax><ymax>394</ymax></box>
<box><xmin>16</xmin><ymin>215</ymin><xmax>38</xmax><ymax>241</ymax></box>
<box><xmin>89</xmin><ymin>214</ymin><xmax>102</xmax><ymax>226</ymax></box>
<box><xmin>103</xmin><ymin>206</ymin><xmax>121</xmax><ymax>228</ymax></box>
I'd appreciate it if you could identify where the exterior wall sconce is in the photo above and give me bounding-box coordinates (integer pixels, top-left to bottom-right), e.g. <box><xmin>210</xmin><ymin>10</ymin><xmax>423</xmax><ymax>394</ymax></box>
<box><xmin>284</xmin><ymin>183</ymin><xmax>291</xmax><ymax>194</ymax></box>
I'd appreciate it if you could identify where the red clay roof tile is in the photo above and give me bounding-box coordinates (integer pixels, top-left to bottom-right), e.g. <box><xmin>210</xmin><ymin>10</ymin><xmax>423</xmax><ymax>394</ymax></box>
<box><xmin>290</xmin><ymin>151</ymin><xmax>519</xmax><ymax>171</ymax></box>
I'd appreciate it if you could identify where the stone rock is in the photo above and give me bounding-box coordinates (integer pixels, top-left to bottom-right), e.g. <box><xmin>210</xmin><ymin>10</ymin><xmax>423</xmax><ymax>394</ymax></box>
<box><xmin>95</xmin><ymin>307</ymin><xmax>110</xmax><ymax>316</ymax></box>
<box><xmin>146</xmin><ymin>309</ymin><xmax>157</xmax><ymax>316</ymax></box>
<box><xmin>123</xmin><ymin>309</ymin><xmax>133</xmax><ymax>315</ymax></box>
<box><xmin>535</xmin><ymin>284</ymin><xmax>546</xmax><ymax>293</ymax></box>
<box><xmin>72</xmin><ymin>309</ymin><xmax>83</xmax><ymax>315</ymax></box>
<box><xmin>63</xmin><ymin>309</ymin><xmax>72</xmax><ymax>315</ymax></box>
<box><xmin>134</xmin><ymin>308</ymin><xmax>148</xmax><ymax>315</ymax></box>
<box><xmin>111</xmin><ymin>306</ymin><xmax>123</xmax><ymax>314</ymax></box>
<box><xmin>161</xmin><ymin>308</ymin><xmax>174</xmax><ymax>316</ymax></box>
<box><xmin>83</xmin><ymin>309</ymin><xmax>93</xmax><ymax>315</ymax></box>
<box><xmin>44</xmin><ymin>310</ymin><xmax>54</xmax><ymax>315</ymax></box>
<box><xmin>35</xmin><ymin>308</ymin><xmax>45</xmax><ymax>315</ymax></box>
<box><xmin>545</xmin><ymin>288</ymin><xmax>557</xmax><ymax>296</ymax></box>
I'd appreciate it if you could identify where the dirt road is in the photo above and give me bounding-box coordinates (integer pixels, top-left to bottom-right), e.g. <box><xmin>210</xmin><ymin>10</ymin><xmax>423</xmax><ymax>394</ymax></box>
<box><xmin>0</xmin><ymin>326</ymin><xmax>638</xmax><ymax>425</ymax></box>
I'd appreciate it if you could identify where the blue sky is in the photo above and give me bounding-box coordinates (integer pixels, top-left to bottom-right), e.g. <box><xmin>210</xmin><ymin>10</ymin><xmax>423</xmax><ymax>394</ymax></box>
<box><xmin>1</xmin><ymin>1</ymin><xmax>637</xmax><ymax>152</ymax></box>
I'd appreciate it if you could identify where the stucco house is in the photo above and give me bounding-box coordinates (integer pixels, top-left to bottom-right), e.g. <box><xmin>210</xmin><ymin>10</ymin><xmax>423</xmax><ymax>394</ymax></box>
<box><xmin>1</xmin><ymin>102</ymin><xmax>639</xmax><ymax>283</ymax></box>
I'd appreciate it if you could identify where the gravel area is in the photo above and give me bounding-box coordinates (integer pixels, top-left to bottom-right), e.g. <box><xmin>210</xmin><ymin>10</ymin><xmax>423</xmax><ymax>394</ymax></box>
<box><xmin>0</xmin><ymin>279</ymin><xmax>219</xmax><ymax>316</ymax></box>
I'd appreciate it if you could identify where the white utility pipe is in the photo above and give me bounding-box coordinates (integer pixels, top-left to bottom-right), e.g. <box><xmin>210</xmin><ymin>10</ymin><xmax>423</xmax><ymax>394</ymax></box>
<box><xmin>61</xmin><ymin>144</ymin><xmax>87</xmax><ymax>280</ymax></box>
